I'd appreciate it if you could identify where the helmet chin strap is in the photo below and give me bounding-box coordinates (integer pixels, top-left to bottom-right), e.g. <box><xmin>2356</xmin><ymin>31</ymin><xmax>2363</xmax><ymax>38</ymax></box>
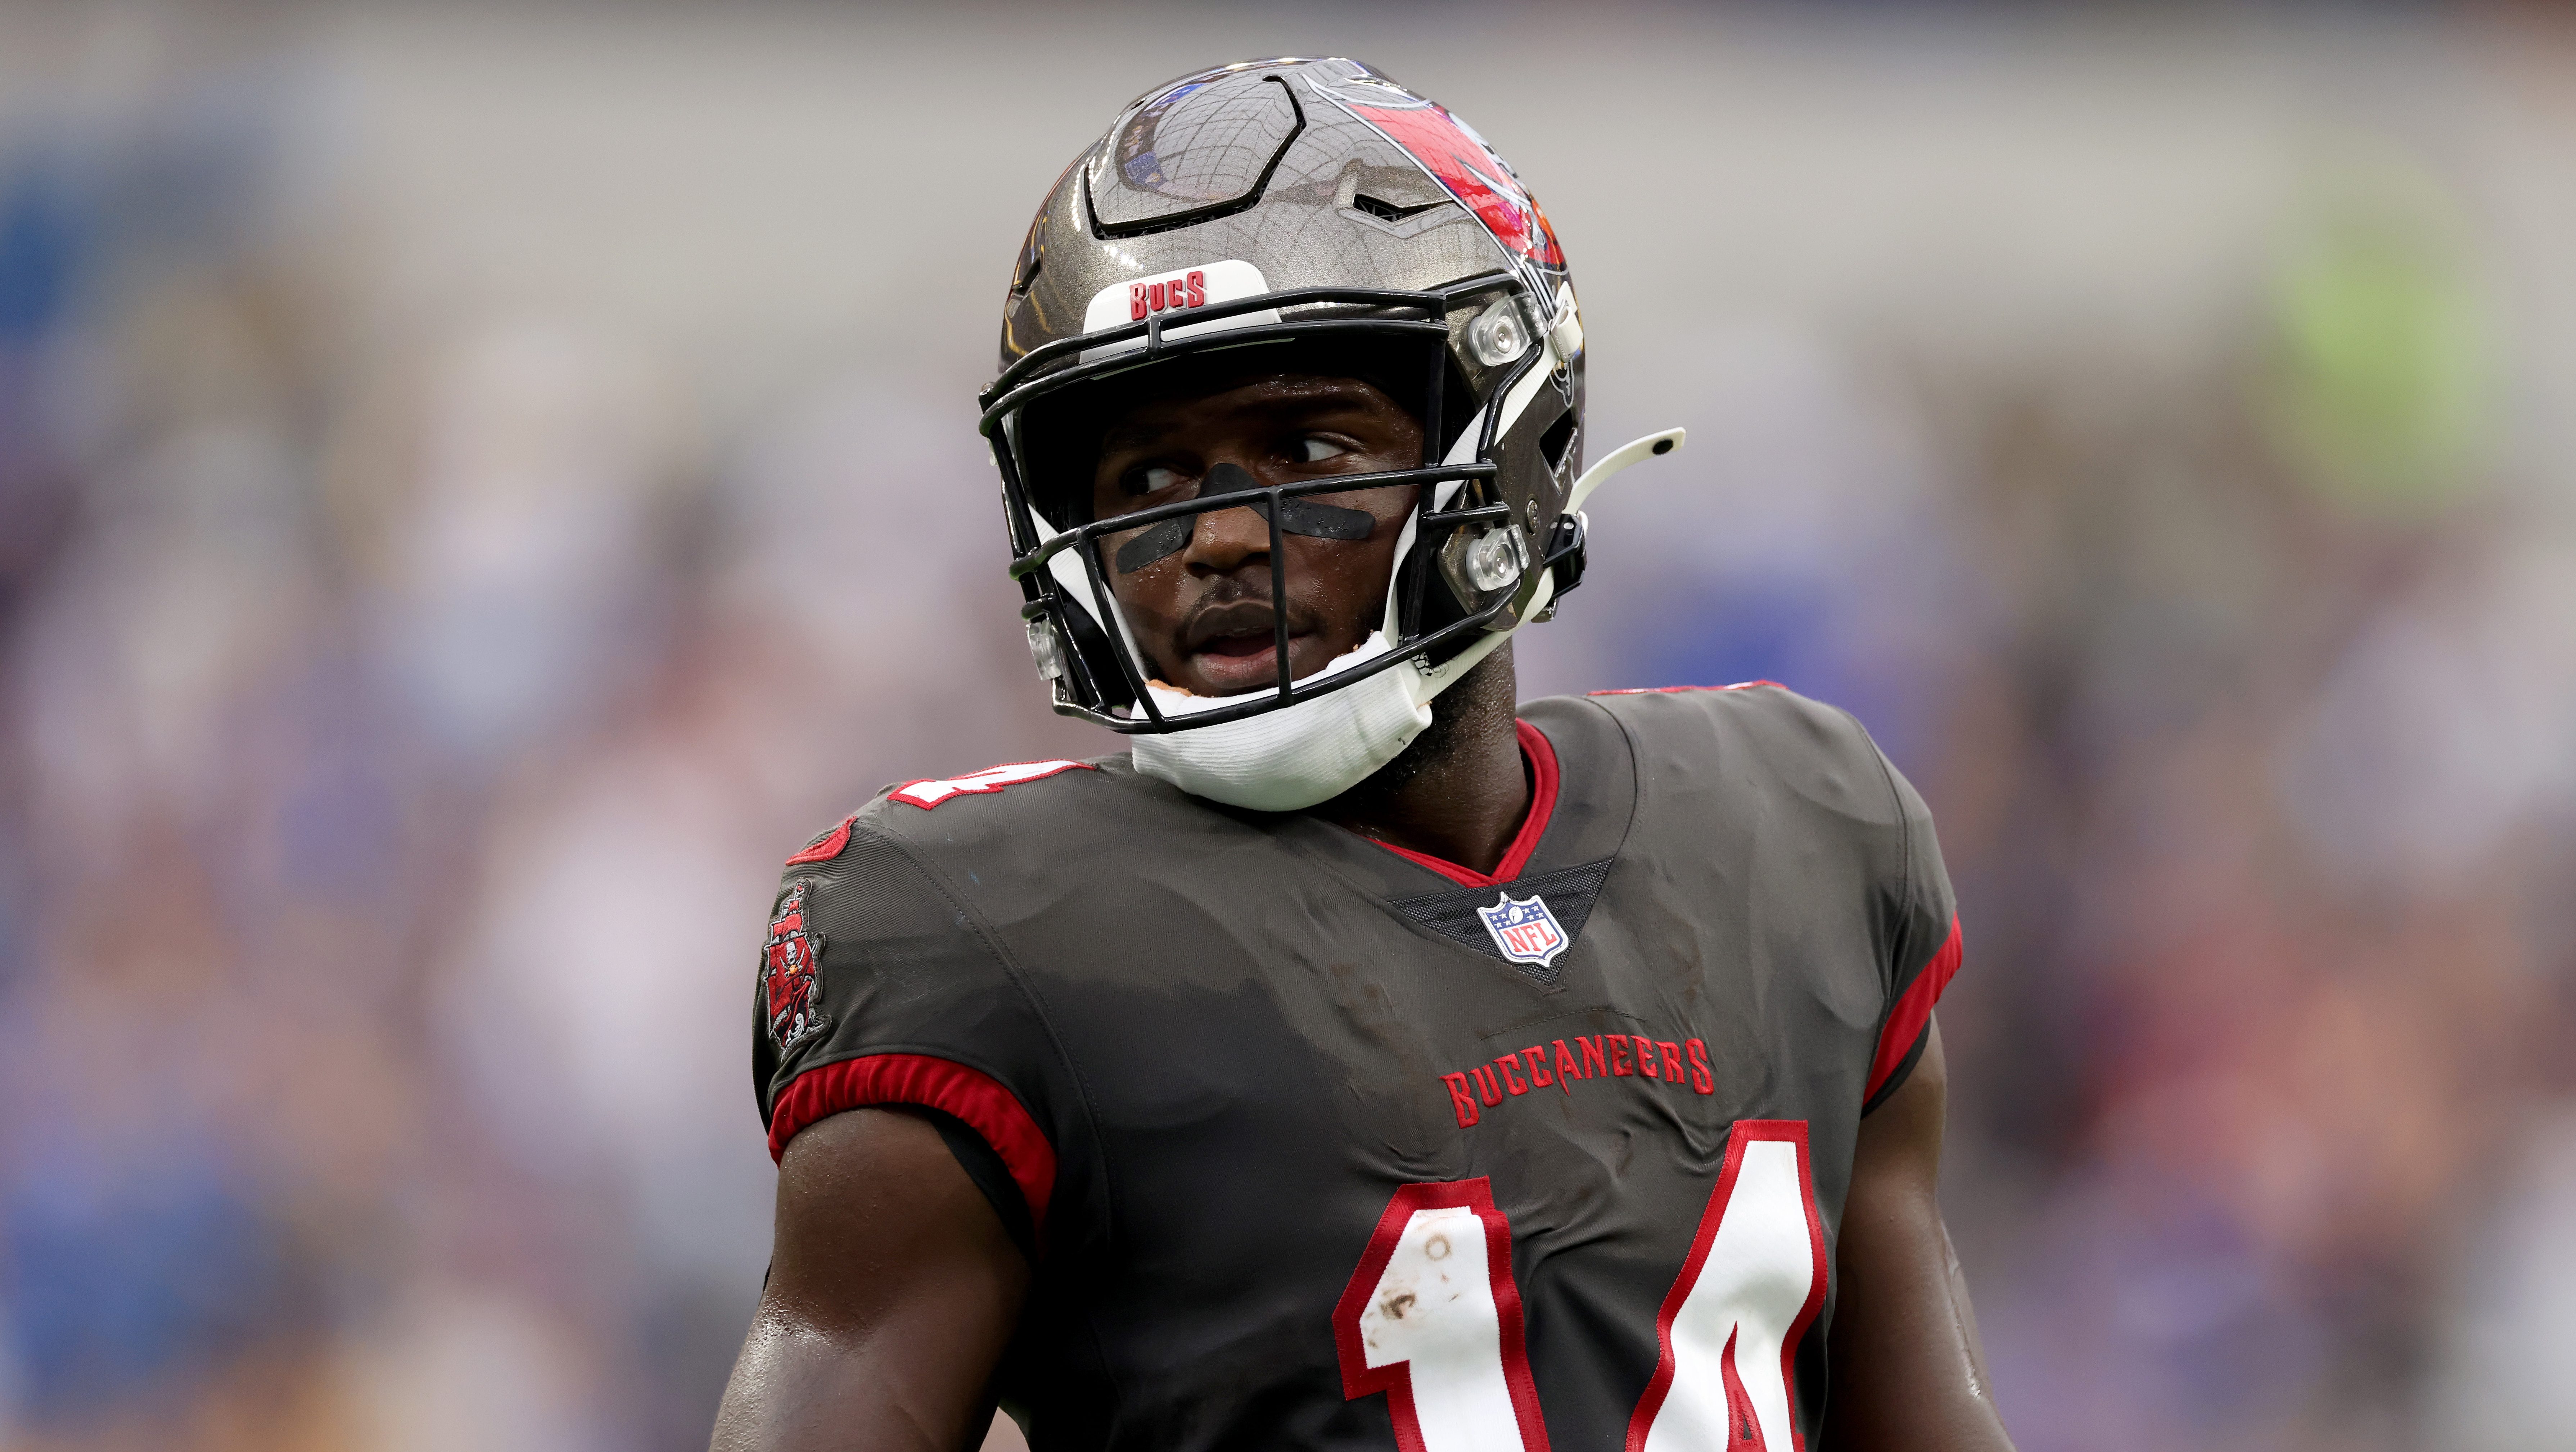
<box><xmin>1129</xmin><ymin>428</ymin><xmax>1686</xmax><ymax>812</ymax></box>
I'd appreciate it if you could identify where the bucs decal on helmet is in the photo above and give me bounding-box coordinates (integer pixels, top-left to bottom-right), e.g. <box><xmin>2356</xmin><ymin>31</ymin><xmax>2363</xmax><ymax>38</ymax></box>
<box><xmin>1081</xmin><ymin>259</ymin><xmax>1277</xmax><ymax>340</ymax></box>
<box><xmin>763</xmin><ymin>881</ymin><xmax>830</xmax><ymax>1051</ymax></box>
<box><xmin>1307</xmin><ymin>73</ymin><xmax>1566</xmax><ymax>279</ymax></box>
<box><xmin>1130</xmin><ymin>268</ymin><xmax>1207</xmax><ymax>321</ymax></box>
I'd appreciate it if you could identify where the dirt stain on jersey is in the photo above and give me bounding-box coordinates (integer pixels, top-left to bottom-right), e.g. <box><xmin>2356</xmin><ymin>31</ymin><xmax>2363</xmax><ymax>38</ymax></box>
<box><xmin>1322</xmin><ymin>961</ymin><xmax>1428</xmax><ymax>1064</ymax></box>
<box><xmin>1313</xmin><ymin>959</ymin><xmax>1457</xmax><ymax>1160</ymax></box>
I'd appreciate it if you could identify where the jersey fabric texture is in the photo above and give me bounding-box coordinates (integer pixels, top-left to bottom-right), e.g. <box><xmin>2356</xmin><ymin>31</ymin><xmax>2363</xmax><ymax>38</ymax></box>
<box><xmin>751</xmin><ymin>684</ymin><xmax>1961</xmax><ymax>1452</ymax></box>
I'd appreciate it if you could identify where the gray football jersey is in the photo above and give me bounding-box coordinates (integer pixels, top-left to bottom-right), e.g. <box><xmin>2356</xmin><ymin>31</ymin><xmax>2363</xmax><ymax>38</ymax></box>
<box><xmin>753</xmin><ymin>683</ymin><xmax>1961</xmax><ymax>1452</ymax></box>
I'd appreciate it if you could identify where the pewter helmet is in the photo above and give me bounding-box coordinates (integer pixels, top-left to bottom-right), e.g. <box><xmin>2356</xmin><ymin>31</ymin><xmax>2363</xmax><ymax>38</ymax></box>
<box><xmin>980</xmin><ymin>56</ymin><xmax>1589</xmax><ymax>734</ymax></box>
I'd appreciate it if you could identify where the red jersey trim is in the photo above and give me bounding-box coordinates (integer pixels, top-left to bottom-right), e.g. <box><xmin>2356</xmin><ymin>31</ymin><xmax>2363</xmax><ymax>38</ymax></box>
<box><xmin>1587</xmin><ymin>680</ymin><xmax>1783</xmax><ymax>696</ymax></box>
<box><xmin>1365</xmin><ymin>720</ymin><xmax>1561</xmax><ymax>888</ymax></box>
<box><xmin>1864</xmin><ymin>916</ymin><xmax>1963</xmax><ymax>1104</ymax></box>
<box><xmin>768</xmin><ymin>1053</ymin><xmax>1056</xmax><ymax>1232</ymax></box>
<box><xmin>784</xmin><ymin>817</ymin><xmax>855</xmax><ymax>866</ymax></box>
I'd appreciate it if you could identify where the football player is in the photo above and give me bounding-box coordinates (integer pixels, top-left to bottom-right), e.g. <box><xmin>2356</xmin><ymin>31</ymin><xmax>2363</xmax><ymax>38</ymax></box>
<box><xmin>714</xmin><ymin>58</ymin><xmax>2014</xmax><ymax>1452</ymax></box>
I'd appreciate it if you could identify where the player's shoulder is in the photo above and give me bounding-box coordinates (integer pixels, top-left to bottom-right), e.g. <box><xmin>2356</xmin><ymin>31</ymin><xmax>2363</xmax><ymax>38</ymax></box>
<box><xmin>1567</xmin><ymin>680</ymin><xmax>1905</xmax><ymax>826</ymax></box>
<box><xmin>772</xmin><ymin>749</ymin><xmax>1204</xmax><ymax>891</ymax></box>
<box><xmin>1578</xmin><ymin>678</ymin><xmax>1866</xmax><ymax>751</ymax></box>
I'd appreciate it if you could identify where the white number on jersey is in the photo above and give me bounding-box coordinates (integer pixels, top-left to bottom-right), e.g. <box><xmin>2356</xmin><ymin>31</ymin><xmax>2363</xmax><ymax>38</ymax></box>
<box><xmin>1337</xmin><ymin>1121</ymin><xmax>1828</xmax><ymax>1452</ymax></box>
<box><xmin>1626</xmin><ymin>1120</ymin><xmax>1828</xmax><ymax>1451</ymax></box>
<box><xmin>887</xmin><ymin>759</ymin><xmax>1092</xmax><ymax>810</ymax></box>
<box><xmin>1332</xmin><ymin>1180</ymin><xmax>1553</xmax><ymax>1452</ymax></box>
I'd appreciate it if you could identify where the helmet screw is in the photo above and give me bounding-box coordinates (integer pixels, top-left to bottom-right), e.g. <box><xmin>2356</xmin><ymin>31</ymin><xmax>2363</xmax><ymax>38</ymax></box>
<box><xmin>1465</xmin><ymin>297</ymin><xmax>1532</xmax><ymax>368</ymax></box>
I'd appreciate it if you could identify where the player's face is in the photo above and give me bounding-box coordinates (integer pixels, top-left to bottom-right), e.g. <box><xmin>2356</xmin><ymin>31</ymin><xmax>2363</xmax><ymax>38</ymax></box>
<box><xmin>1091</xmin><ymin>374</ymin><xmax>1422</xmax><ymax>698</ymax></box>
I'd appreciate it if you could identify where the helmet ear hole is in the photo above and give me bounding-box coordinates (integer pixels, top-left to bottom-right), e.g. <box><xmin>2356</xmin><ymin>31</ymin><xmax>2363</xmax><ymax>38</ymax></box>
<box><xmin>1539</xmin><ymin>405</ymin><xmax>1577</xmax><ymax>474</ymax></box>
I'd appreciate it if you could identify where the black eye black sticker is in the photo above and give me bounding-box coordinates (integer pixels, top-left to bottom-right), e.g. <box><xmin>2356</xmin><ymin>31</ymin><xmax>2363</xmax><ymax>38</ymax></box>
<box><xmin>1111</xmin><ymin>462</ymin><xmax>1375</xmax><ymax>573</ymax></box>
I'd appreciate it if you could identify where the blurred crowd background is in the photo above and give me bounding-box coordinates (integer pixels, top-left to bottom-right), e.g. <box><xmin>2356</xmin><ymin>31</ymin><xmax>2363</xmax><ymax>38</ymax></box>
<box><xmin>2</xmin><ymin>3</ymin><xmax>2572</xmax><ymax>1450</ymax></box>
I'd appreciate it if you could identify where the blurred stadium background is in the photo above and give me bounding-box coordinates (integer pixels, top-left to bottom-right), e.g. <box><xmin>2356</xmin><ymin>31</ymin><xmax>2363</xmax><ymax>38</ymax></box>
<box><xmin>2</xmin><ymin>3</ymin><xmax>2573</xmax><ymax>1449</ymax></box>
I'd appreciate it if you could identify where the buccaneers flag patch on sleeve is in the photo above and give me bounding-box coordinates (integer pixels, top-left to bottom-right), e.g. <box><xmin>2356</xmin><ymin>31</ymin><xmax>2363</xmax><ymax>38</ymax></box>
<box><xmin>762</xmin><ymin>881</ymin><xmax>830</xmax><ymax>1051</ymax></box>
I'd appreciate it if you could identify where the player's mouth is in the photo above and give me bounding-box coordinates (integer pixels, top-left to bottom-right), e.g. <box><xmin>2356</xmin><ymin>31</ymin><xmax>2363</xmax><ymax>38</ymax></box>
<box><xmin>1179</xmin><ymin>600</ymin><xmax>1314</xmax><ymax>693</ymax></box>
<box><xmin>1196</xmin><ymin>631</ymin><xmax>1280</xmax><ymax>658</ymax></box>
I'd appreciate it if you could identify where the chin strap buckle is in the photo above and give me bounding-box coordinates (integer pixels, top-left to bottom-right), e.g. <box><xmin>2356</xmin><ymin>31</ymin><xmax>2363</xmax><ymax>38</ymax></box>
<box><xmin>1531</xmin><ymin>511</ymin><xmax>1588</xmax><ymax>623</ymax></box>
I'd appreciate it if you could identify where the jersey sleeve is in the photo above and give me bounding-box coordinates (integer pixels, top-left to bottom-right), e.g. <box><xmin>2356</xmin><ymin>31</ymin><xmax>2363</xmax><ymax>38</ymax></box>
<box><xmin>1859</xmin><ymin>745</ymin><xmax>1962</xmax><ymax>1114</ymax></box>
<box><xmin>752</xmin><ymin>815</ymin><xmax>1073</xmax><ymax>1240</ymax></box>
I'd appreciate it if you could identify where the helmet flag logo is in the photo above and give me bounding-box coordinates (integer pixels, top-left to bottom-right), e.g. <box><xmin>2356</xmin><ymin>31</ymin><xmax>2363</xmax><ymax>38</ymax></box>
<box><xmin>1309</xmin><ymin>80</ymin><xmax>1566</xmax><ymax>276</ymax></box>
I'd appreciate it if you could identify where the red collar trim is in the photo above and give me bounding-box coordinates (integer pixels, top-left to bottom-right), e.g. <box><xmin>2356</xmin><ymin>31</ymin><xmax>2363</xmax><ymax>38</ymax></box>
<box><xmin>1365</xmin><ymin>719</ymin><xmax>1561</xmax><ymax>888</ymax></box>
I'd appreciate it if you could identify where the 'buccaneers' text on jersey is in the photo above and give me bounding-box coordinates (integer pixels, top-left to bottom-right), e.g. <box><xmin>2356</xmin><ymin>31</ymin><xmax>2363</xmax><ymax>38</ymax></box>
<box><xmin>753</xmin><ymin>683</ymin><xmax>1961</xmax><ymax>1452</ymax></box>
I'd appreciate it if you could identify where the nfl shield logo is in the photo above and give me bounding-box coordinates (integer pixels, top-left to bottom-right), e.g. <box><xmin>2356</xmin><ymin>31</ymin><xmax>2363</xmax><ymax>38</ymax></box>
<box><xmin>1478</xmin><ymin>891</ymin><xmax>1569</xmax><ymax>969</ymax></box>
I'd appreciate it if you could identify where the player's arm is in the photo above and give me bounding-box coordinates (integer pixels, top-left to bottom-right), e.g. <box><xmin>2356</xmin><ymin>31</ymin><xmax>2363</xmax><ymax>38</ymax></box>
<box><xmin>711</xmin><ymin>1107</ymin><xmax>1028</xmax><ymax>1452</ymax></box>
<box><xmin>1823</xmin><ymin>1016</ymin><xmax>2015</xmax><ymax>1452</ymax></box>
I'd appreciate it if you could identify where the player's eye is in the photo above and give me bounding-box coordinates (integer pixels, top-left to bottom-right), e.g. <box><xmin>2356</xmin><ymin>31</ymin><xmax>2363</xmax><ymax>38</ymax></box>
<box><xmin>1294</xmin><ymin>436</ymin><xmax>1351</xmax><ymax>464</ymax></box>
<box><xmin>1123</xmin><ymin>463</ymin><xmax>1188</xmax><ymax>497</ymax></box>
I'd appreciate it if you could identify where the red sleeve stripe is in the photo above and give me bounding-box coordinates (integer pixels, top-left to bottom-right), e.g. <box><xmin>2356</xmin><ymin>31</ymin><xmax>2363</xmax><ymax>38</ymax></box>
<box><xmin>1865</xmin><ymin>916</ymin><xmax>1962</xmax><ymax>1104</ymax></box>
<box><xmin>768</xmin><ymin>1053</ymin><xmax>1057</xmax><ymax>1230</ymax></box>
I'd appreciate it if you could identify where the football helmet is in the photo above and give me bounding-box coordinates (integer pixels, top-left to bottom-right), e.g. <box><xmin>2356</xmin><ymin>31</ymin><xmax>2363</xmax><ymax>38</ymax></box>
<box><xmin>980</xmin><ymin>57</ymin><xmax>1680</xmax><ymax>809</ymax></box>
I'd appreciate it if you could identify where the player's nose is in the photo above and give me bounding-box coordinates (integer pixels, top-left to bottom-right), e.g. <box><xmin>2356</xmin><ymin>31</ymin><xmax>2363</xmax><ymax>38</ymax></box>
<box><xmin>1180</xmin><ymin>457</ymin><xmax>1277</xmax><ymax>577</ymax></box>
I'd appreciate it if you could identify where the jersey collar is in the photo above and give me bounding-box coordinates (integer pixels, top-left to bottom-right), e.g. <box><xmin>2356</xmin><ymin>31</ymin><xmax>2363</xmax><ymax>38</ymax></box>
<box><xmin>1273</xmin><ymin>696</ymin><xmax>1637</xmax><ymax>898</ymax></box>
<box><xmin>1359</xmin><ymin>719</ymin><xmax>1561</xmax><ymax>888</ymax></box>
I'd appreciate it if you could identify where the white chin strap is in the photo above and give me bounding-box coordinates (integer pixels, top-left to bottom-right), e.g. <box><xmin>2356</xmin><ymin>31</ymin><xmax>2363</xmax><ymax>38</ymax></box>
<box><xmin>1131</xmin><ymin>428</ymin><xmax>1684</xmax><ymax>812</ymax></box>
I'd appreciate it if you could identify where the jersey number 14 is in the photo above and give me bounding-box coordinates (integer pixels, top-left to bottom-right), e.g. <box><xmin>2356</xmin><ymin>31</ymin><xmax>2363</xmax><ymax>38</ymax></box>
<box><xmin>1332</xmin><ymin>1120</ymin><xmax>1828</xmax><ymax>1452</ymax></box>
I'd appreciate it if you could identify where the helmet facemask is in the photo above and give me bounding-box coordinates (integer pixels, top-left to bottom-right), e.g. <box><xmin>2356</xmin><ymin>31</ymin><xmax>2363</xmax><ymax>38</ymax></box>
<box><xmin>987</xmin><ymin>271</ymin><xmax>1581</xmax><ymax>732</ymax></box>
